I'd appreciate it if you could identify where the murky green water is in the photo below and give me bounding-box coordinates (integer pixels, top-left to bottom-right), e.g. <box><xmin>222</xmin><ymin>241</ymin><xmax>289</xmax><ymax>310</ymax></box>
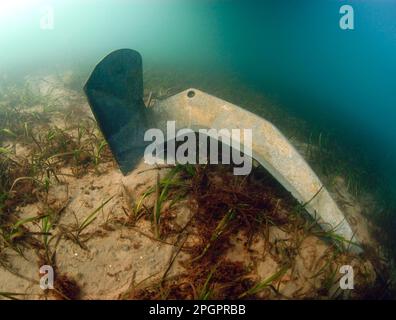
<box><xmin>1</xmin><ymin>0</ymin><xmax>396</xmax><ymax>258</ymax></box>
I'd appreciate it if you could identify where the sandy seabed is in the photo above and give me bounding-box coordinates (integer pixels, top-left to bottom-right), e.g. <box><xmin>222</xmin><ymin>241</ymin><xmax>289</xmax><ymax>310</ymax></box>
<box><xmin>0</xmin><ymin>73</ymin><xmax>389</xmax><ymax>299</ymax></box>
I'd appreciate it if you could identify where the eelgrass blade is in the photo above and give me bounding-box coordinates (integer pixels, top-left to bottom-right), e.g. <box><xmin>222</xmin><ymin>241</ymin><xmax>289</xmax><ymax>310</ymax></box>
<box><xmin>78</xmin><ymin>195</ymin><xmax>114</xmax><ymax>235</ymax></box>
<box><xmin>238</xmin><ymin>265</ymin><xmax>289</xmax><ymax>298</ymax></box>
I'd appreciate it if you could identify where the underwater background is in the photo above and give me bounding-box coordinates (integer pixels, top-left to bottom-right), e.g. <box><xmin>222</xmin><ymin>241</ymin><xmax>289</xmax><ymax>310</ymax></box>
<box><xmin>1</xmin><ymin>0</ymin><xmax>396</xmax><ymax>270</ymax></box>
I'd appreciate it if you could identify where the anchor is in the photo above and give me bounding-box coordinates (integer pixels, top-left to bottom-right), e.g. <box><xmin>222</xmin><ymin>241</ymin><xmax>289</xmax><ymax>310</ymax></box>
<box><xmin>84</xmin><ymin>48</ymin><xmax>360</xmax><ymax>252</ymax></box>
